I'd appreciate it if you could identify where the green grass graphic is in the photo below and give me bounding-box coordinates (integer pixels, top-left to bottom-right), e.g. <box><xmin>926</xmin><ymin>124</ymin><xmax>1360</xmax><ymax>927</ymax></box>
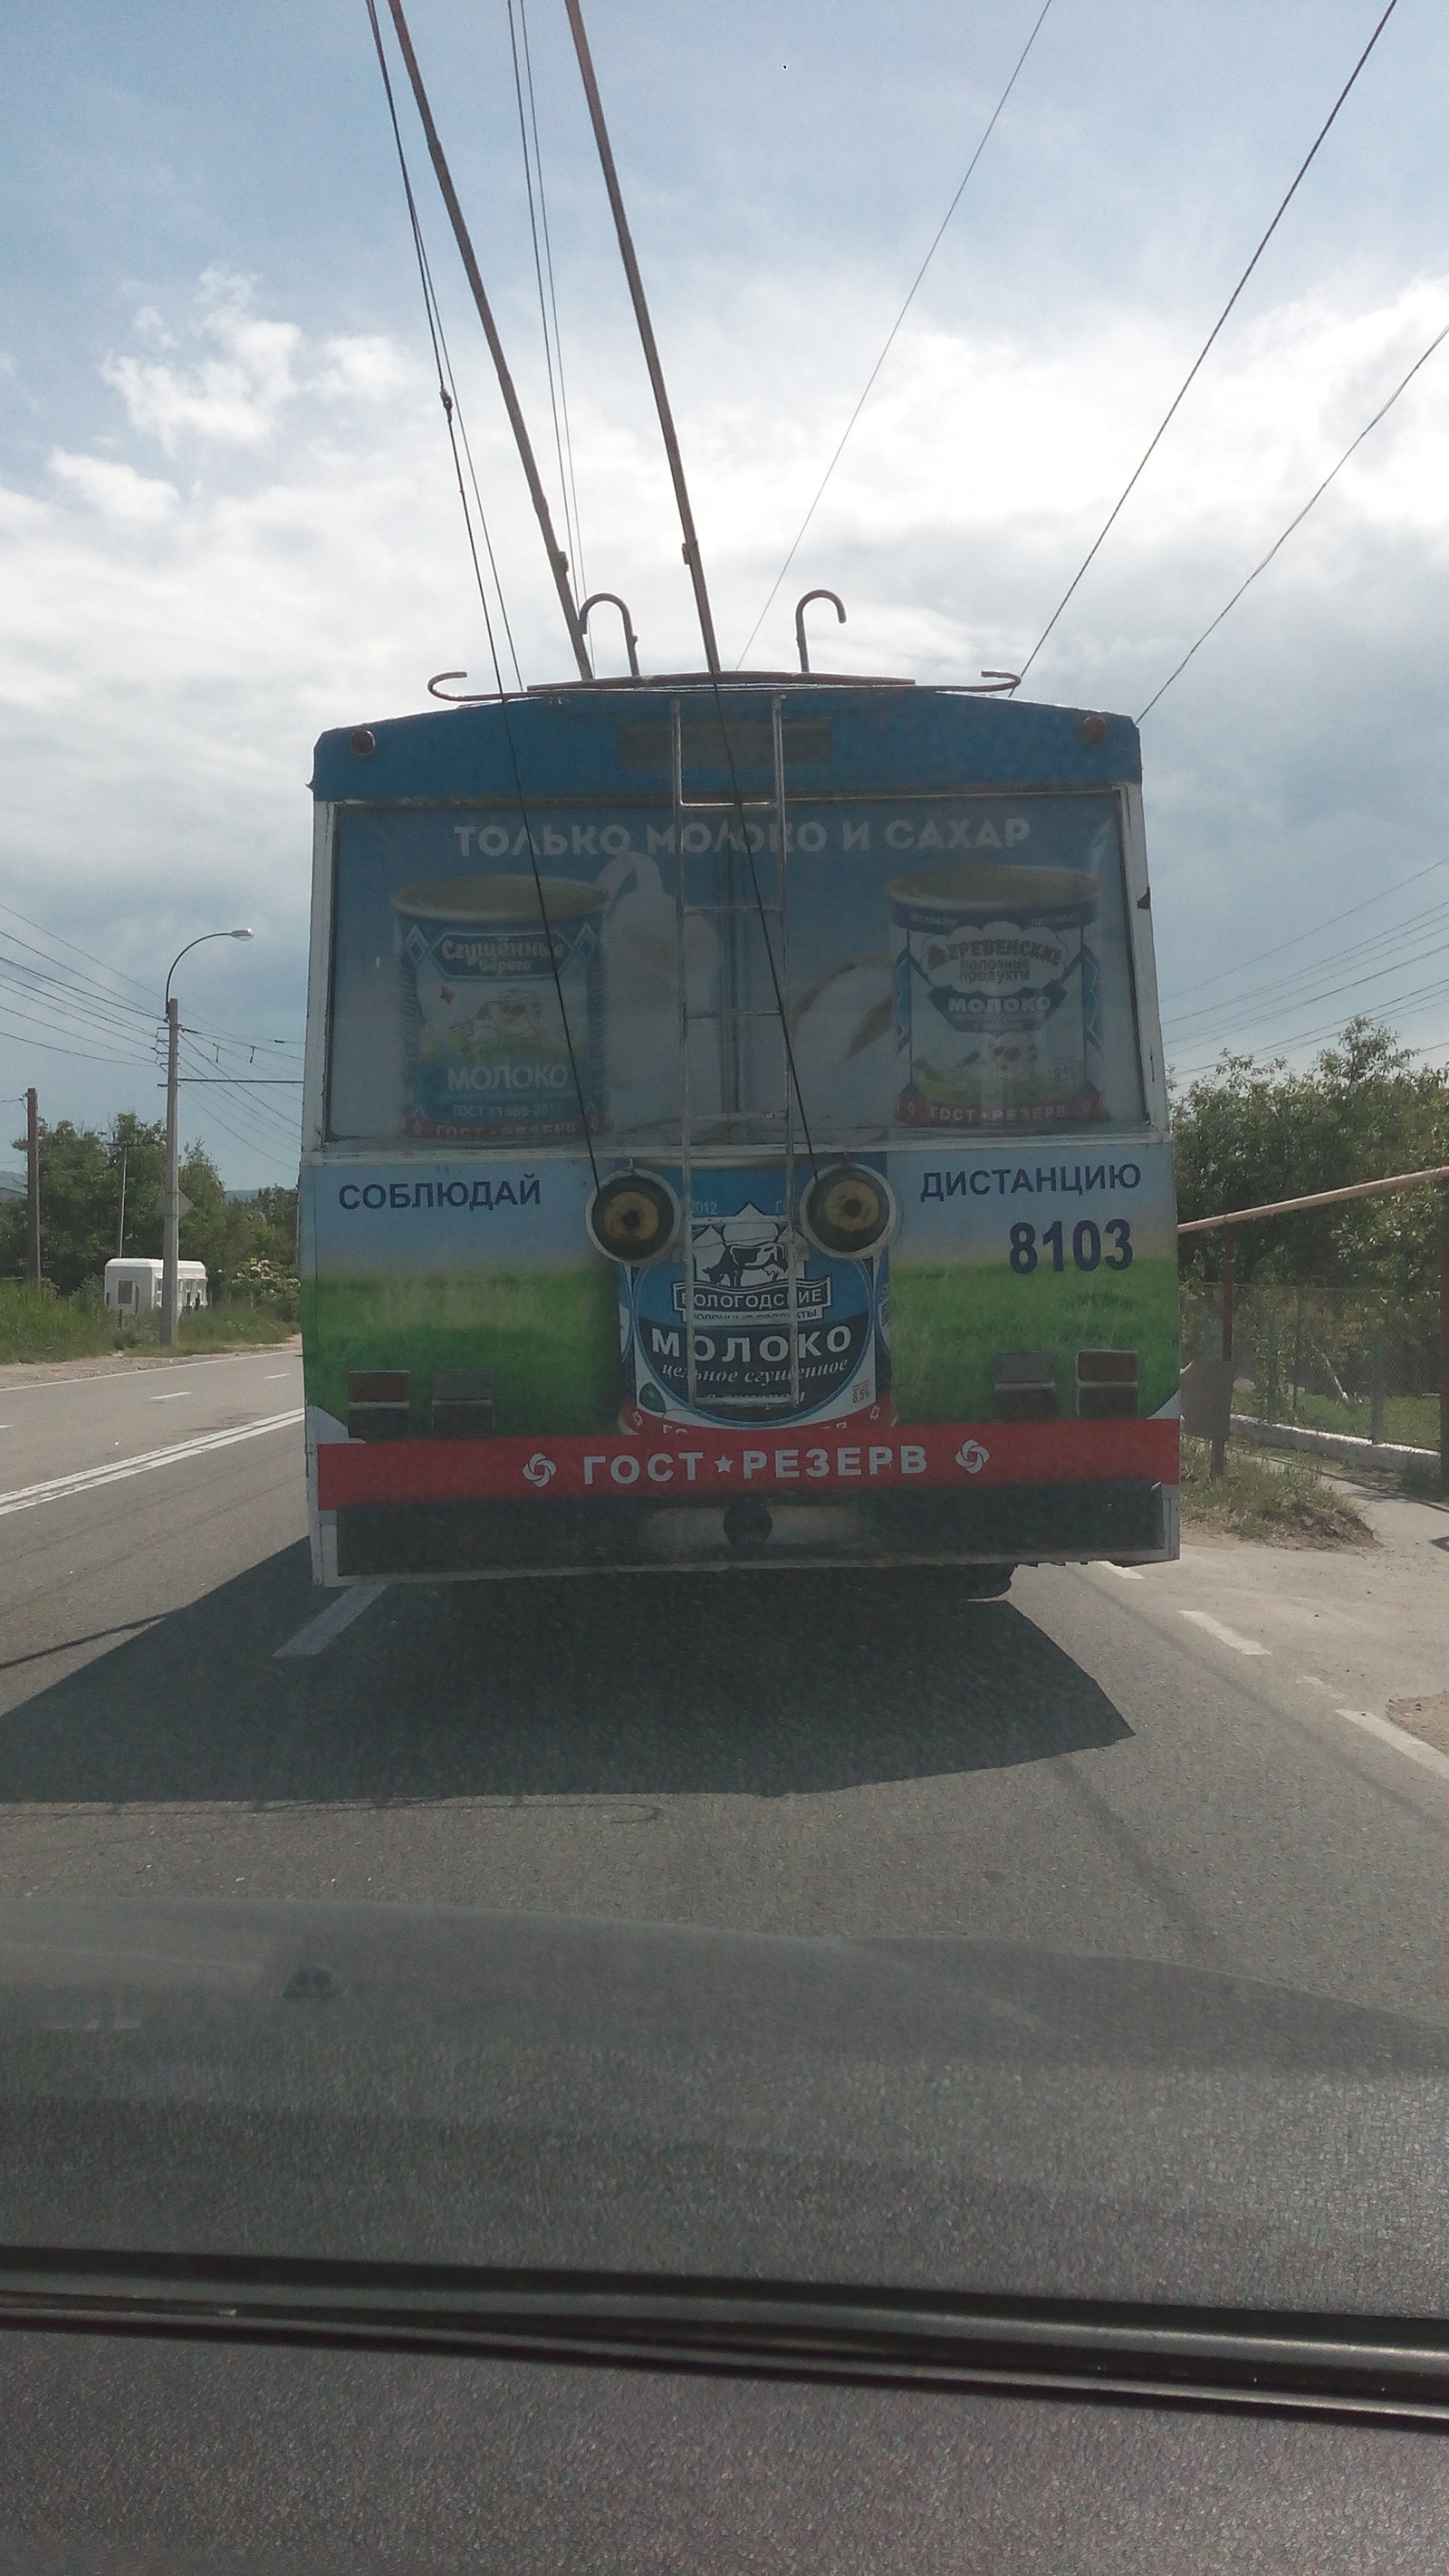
<box><xmin>890</xmin><ymin>1256</ymin><xmax>1179</xmax><ymax>1421</ymax></box>
<box><xmin>304</xmin><ymin>1253</ymin><xmax>1178</xmax><ymax>1437</ymax></box>
<box><xmin>303</xmin><ymin>1266</ymin><xmax>620</xmax><ymax>1435</ymax></box>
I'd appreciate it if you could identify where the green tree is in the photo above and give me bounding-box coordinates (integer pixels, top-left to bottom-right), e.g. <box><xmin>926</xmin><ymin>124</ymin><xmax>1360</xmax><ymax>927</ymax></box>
<box><xmin>0</xmin><ymin>1111</ymin><xmax>295</xmax><ymax>1299</ymax></box>
<box><xmin>1172</xmin><ymin>1019</ymin><xmax>1448</xmax><ymax>1312</ymax></box>
<box><xmin>0</xmin><ymin>1114</ymin><xmax>166</xmax><ymax>1293</ymax></box>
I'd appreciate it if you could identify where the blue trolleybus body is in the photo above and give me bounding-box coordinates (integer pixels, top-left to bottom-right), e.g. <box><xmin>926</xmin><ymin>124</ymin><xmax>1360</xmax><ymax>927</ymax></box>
<box><xmin>302</xmin><ymin>675</ymin><xmax>1178</xmax><ymax>1581</ymax></box>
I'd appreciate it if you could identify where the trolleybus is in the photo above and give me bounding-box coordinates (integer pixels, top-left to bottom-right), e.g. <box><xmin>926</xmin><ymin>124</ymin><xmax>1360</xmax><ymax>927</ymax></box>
<box><xmin>300</xmin><ymin>672</ymin><xmax>1177</xmax><ymax>1584</ymax></box>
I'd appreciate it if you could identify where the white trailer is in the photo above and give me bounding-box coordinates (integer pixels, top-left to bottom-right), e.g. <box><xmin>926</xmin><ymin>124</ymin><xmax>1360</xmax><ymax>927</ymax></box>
<box><xmin>105</xmin><ymin>1258</ymin><xmax>208</xmax><ymax>1317</ymax></box>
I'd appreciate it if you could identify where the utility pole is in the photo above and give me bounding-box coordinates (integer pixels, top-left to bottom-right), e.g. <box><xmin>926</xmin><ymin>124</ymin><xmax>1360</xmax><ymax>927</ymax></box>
<box><xmin>116</xmin><ymin>1144</ymin><xmax>129</xmax><ymax>1257</ymax></box>
<box><xmin>1431</xmin><ymin>1179</ymin><xmax>1441</xmax><ymax>1504</ymax></box>
<box><xmin>161</xmin><ymin>997</ymin><xmax>180</xmax><ymax>1346</ymax></box>
<box><xmin>24</xmin><ymin>1088</ymin><xmax>40</xmax><ymax>1290</ymax></box>
<box><xmin>161</xmin><ymin>928</ymin><xmax>253</xmax><ymax>1346</ymax></box>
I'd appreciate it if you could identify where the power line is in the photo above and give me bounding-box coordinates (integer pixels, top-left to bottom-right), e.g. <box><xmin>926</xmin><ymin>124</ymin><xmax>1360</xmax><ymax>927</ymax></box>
<box><xmin>0</xmin><ymin>1019</ymin><xmax>158</xmax><ymax>1071</ymax></box>
<box><xmin>0</xmin><ymin>899</ymin><xmax>160</xmax><ymax>1009</ymax></box>
<box><xmin>1173</xmin><ymin>977</ymin><xmax>1449</xmax><ymax>1081</ymax></box>
<box><xmin>0</xmin><ymin>966</ymin><xmax>157</xmax><ymax>1051</ymax></box>
<box><xmin>1163</xmin><ymin>896</ymin><xmax>1449</xmax><ymax>1035</ymax></box>
<box><xmin>1156</xmin><ymin>853</ymin><xmax>1449</xmax><ymax>1012</ymax></box>
<box><xmin>1018</xmin><ymin>0</ymin><xmax>1402</xmax><ymax>684</ymax></box>
<box><xmin>736</xmin><ymin>0</ymin><xmax>1057</xmax><ymax>669</ymax></box>
<box><xmin>0</xmin><ymin>913</ymin><xmax>301</xmax><ymax>1071</ymax></box>
<box><xmin>1139</xmin><ymin>313</ymin><xmax>1449</xmax><ymax>720</ymax></box>
<box><xmin>1166</xmin><ymin>926</ymin><xmax>1449</xmax><ymax>1051</ymax></box>
<box><xmin>178</xmin><ymin>1035</ymin><xmax>302</xmax><ymax>1138</ymax></box>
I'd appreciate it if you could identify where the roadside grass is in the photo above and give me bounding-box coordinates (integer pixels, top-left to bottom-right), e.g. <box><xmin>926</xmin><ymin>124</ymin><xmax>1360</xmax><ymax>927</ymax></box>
<box><xmin>1180</xmin><ymin>1434</ymin><xmax>1375</xmax><ymax>1547</ymax></box>
<box><xmin>1233</xmin><ymin>1387</ymin><xmax>1438</xmax><ymax>1450</ymax></box>
<box><xmin>0</xmin><ymin>1283</ymin><xmax>297</xmax><ymax>1364</ymax></box>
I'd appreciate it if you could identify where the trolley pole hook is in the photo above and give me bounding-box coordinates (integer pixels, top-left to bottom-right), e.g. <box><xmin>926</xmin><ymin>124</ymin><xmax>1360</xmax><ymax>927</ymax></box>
<box><xmin>579</xmin><ymin>592</ymin><xmax>640</xmax><ymax>678</ymax></box>
<box><xmin>794</xmin><ymin>589</ymin><xmax>846</xmax><ymax>674</ymax></box>
<box><xmin>427</xmin><ymin>672</ymin><xmax>501</xmax><ymax>703</ymax></box>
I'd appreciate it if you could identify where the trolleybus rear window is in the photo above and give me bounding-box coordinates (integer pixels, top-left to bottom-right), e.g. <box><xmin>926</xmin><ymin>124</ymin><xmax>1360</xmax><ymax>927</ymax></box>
<box><xmin>325</xmin><ymin>789</ymin><xmax>1147</xmax><ymax>1149</ymax></box>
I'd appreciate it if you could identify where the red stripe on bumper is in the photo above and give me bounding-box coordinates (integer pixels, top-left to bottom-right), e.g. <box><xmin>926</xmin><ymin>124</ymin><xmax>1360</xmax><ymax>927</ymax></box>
<box><xmin>317</xmin><ymin>1418</ymin><xmax>1178</xmax><ymax>1510</ymax></box>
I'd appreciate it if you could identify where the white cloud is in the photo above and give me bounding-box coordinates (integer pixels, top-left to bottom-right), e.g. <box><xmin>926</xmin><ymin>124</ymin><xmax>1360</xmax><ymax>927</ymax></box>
<box><xmin>4</xmin><ymin>253</ymin><xmax>1449</xmax><ymax>1176</ymax></box>
<box><xmin>102</xmin><ymin>268</ymin><xmax>302</xmax><ymax>455</ymax></box>
<box><xmin>315</xmin><ymin>334</ymin><xmax>413</xmax><ymax>401</ymax></box>
<box><xmin>48</xmin><ymin>451</ymin><xmax>178</xmax><ymax>524</ymax></box>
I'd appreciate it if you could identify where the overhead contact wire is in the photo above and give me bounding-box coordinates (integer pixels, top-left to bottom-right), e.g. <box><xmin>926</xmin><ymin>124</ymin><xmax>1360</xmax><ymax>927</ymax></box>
<box><xmin>738</xmin><ymin>0</ymin><xmax>1058</xmax><ymax>668</ymax></box>
<box><xmin>364</xmin><ymin>0</ymin><xmax>521</xmax><ymax>692</ymax></box>
<box><xmin>520</xmin><ymin>0</ymin><xmax>589</xmax><ymax>610</ymax></box>
<box><xmin>382</xmin><ymin>0</ymin><xmax>591</xmax><ymax>678</ymax></box>
<box><xmin>1019</xmin><ymin>0</ymin><xmax>1403</xmax><ymax>683</ymax></box>
<box><xmin>1137</xmin><ymin>313</ymin><xmax>1449</xmax><ymax>720</ymax></box>
<box><xmin>563</xmin><ymin>0</ymin><xmax>820</xmax><ymax>1171</ymax></box>
<box><xmin>506</xmin><ymin>0</ymin><xmax>587</xmax><ymax>637</ymax></box>
<box><xmin>366</xmin><ymin>0</ymin><xmax>600</xmax><ymax>1181</ymax></box>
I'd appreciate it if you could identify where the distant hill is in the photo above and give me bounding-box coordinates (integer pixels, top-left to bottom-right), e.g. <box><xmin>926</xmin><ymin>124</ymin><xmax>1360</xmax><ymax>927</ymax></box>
<box><xmin>0</xmin><ymin>1167</ymin><xmax>27</xmax><ymax>1203</ymax></box>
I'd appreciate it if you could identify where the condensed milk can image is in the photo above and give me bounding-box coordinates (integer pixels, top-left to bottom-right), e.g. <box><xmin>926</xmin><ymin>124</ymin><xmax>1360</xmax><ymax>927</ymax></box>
<box><xmin>891</xmin><ymin>862</ymin><xmax>1105</xmax><ymax>1129</ymax></box>
<box><xmin>619</xmin><ymin>1163</ymin><xmax>892</xmax><ymax>1432</ymax></box>
<box><xmin>391</xmin><ymin>876</ymin><xmax>607</xmax><ymax>1141</ymax></box>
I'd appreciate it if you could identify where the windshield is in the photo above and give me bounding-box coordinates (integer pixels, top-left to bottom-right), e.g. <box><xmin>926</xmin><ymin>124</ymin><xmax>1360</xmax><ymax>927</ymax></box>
<box><xmin>2</xmin><ymin>0</ymin><xmax>1448</xmax><ymax>2342</ymax></box>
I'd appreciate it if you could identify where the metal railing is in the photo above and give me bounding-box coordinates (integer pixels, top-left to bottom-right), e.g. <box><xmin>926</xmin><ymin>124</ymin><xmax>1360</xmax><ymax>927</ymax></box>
<box><xmin>1178</xmin><ymin>1165</ymin><xmax>1449</xmax><ymax>1487</ymax></box>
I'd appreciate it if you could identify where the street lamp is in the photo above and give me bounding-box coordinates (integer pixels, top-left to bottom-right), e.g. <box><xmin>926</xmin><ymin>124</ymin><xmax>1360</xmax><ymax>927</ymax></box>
<box><xmin>161</xmin><ymin>929</ymin><xmax>254</xmax><ymax>1346</ymax></box>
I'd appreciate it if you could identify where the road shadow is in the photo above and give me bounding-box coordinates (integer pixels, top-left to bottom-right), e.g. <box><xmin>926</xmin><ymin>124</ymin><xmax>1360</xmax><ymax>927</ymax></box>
<box><xmin>0</xmin><ymin>1547</ymin><xmax>1131</xmax><ymax>1804</ymax></box>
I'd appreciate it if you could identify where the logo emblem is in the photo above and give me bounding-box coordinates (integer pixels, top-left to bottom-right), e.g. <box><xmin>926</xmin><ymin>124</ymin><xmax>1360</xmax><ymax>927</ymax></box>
<box><xmin>522</xmin><ymin>1453</ymin><xmax>557</xmax><ymax>1488</ymax></box>
<box><xmin>955</xmin><ymin>1437</ymin><xmax>990</xmax><ymax>1475</ymax></box>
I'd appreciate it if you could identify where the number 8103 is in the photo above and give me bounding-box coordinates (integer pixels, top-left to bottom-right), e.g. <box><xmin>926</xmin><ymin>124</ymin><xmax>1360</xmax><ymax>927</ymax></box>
<box><xmin>1009</xmin><ymin>1218</ymin><xmax>1132</xmax><ymax>1274</ymax></box>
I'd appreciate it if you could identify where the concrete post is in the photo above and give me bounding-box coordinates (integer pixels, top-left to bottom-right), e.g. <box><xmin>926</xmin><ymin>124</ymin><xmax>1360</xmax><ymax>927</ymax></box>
<box><xmin>161</xmin><ymin>997</ymin><xmax>179</xmax><ymax>1348</ymax></box>
<box><xmin>24</xmin><ymin>1087</ymin><xmax>40</xmax><ymax>1290</ymax></box>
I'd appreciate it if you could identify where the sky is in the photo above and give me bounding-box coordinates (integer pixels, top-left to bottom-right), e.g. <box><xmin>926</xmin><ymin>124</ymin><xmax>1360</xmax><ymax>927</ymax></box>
<box><xmin>2</xmin><ymin>0</ymin><xmax>1447</xmax><ymax>1183</ymax></box>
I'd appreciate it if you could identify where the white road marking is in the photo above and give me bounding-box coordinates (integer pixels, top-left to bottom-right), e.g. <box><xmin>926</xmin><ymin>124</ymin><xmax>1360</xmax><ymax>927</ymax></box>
<box><xmin>274</xmin><ymin>1583</ymin><xmax>387</xmax><ymax>1660</ymax></box>
<box><xmin>1178</xmin><ymin>1610</ymin><xmax>1270</xmax><ymax>1657</ymax></box>
<box><xmin>1099</xmin><ymin>1562</ymin><xmax>1144</xmax><ymax>1580</ymax></box>
<box><xmin>0</xmin><ymin>1410</ymin><xmax>303</xmax><ymax>1519</ymax></box>
<box><xmin>0</xmin><ymin>1350</ymin><xmax>295</xmax><ymax>1392</ymax></box>
<box><xmin>1297</xmin><ymin>1675</ymin><xmax>1334</xmax><ymax>1692</ymax></box>
<box><xmin>150</xmin><ymin>1391</ymin><xmax>192</xmax><ymax>1401</ymax></box>
<box><xmin>1337</xmin><ymin>1707</ymin><xmax>1449</xmax><ymax>1783</ymax></box>
<box><xmin>264</xmin><ymin>1372</ymin><xmax>291</xmax><ymax>1379</ymax></box>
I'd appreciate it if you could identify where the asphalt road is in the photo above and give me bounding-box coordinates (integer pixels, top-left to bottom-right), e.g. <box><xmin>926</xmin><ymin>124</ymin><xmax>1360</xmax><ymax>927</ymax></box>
<box><xmin>1</xmin><ymin>1346</ymin><xmax>1447</xmax><ymax>2030</ymax></box>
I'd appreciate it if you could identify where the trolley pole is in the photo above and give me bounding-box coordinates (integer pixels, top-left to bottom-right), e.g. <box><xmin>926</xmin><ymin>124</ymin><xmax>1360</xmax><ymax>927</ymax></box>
<box><xmin>24</xmin><ymin>1087</ymin><xmax>40</xmax><ymax>1290</ymax></box>
<box><xmin>161</xmin><ymin>998</ymin><xmax>180</xmax><ymax>1348</ymax></box>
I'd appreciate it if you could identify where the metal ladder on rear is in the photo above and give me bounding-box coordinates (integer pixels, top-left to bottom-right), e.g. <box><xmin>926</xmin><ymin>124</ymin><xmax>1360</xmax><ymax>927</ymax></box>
<box><xmin>671</xmin><ymin>695</ymin><xmax>805</xmax><ymax>1415</ymax></box>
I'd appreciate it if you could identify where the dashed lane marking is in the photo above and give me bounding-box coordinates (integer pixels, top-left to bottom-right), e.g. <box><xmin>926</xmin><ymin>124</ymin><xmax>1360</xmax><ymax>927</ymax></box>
<box><xmin>1178</xmin><ymin>1610</ymin><xmax>1270</xmax><ymax>1657</ymax></box>
<box><xmin>1337</xmin><ymin>1707</ymin><xmax>1449</xmax><ymax>1783</ymax></box>
<box><xmin>274</xmin><ymin>1583</ymin><xmax>388</xmax><ymax>1660</ymax></box>
<box><xmin>0</xmin><ymin>1409</ymin><xmax>303</xmax><ymax>1518</ymax></box>
<box><xmin>1098</xmin><ymin>1562</ymin><xmax>1144</xmax><ymax>1580</ymax></box>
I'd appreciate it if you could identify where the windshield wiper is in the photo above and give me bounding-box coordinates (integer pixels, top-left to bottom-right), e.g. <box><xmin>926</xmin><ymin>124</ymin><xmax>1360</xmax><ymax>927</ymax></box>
<box><xmin>3</xmin><ymin>2249</ymin><xmax>1449</xmax><ymax>2427</ymax></box>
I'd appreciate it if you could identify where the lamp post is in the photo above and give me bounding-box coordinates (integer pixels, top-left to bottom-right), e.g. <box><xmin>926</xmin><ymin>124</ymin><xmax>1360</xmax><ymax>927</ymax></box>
<box><xmin>162</xmin><ymin>930</ymin><xmax>254</xmax><ymax>1346</ymax></box>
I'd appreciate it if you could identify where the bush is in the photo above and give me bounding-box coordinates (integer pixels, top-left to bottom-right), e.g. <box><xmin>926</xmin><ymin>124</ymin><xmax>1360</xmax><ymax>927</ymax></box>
<box><xmin>1179</xmin><ymin>1435</ymin><xmax>1374</xmax><ymax>1547</ymax></box>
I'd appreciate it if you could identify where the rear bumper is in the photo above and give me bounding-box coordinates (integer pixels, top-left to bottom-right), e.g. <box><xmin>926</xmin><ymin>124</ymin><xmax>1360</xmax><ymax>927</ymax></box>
<box><xmin>332</xmin><ymin>1478</ymin><xmax>1173</xmax><ymax>1579</ymax></box>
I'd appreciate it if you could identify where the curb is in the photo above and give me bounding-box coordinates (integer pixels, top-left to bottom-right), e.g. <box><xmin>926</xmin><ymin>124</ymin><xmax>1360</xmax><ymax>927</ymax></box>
<box><xmin>1230</xmin><ymin>1413</ymin><xmax>1438</xmax><ymax>1472</ymax></box>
